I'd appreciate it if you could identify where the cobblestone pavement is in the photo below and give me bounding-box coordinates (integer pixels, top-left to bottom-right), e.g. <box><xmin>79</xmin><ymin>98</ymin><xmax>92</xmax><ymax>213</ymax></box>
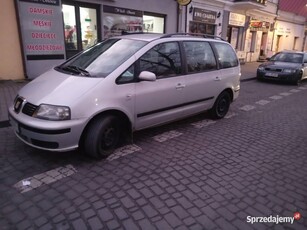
<box><xmin>1</xmin><ymin>76</ymin><xmax>307</xmax><ymax>229</ymax></box>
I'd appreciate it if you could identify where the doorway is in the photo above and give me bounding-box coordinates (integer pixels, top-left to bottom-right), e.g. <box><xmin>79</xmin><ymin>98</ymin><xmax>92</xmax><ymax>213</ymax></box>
<box><xmin>62</xmin><ymin>1</ymin><xmax>101</xmax><ymax>59</ymax></box>
<box><xmin>260</xmin><ymin>32</ymin><xmax>267</xmax><ymax>56</ymax></box>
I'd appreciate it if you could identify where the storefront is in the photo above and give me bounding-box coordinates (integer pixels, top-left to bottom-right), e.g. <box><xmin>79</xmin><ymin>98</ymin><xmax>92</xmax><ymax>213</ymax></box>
<box><xmin>244</xmin><ymin>14</ymin><xmax>275</xmax><ymax>62</ymax></box>
<box><xmin>226</xmin><ymin>12</ymin><xmax>247</xmax><ymax>63</ymax></box>
<box><xmin>14</xmin><ymin>0</ymin><xmax>177</xmax><ymax>79</ymax></box>
<box><xmin>273</xmin><ymin>20</ymin><xmax>305</xmax><ymax>52</ymax></box>
<box><xmin>185</xmin><ymin>1</ymin><xmax>223</xmax><ymax>37</ymax></box>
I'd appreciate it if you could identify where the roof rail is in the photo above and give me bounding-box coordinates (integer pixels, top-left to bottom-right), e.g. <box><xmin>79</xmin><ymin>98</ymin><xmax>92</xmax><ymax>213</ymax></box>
<box><xmin>160</xmin><ymin>33</ymin><xmax>226</xmax><ymax>41</ymax></box>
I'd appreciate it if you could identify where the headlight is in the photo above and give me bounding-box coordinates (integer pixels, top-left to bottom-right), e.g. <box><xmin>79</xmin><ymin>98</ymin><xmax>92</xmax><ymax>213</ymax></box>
<box><xmin>34</xmin><ymin>104</ymin><xmax>71</xmax><ymax>120</ymax></box>
<box><xmin>258</xmin><ymin>67</ymin><xmax>265</xmax><ymax>71</ymax></box>
<box><xmin>283</xmin><ymin>69</ymin><xmax>296</xmax><ymax>73</ymax></box>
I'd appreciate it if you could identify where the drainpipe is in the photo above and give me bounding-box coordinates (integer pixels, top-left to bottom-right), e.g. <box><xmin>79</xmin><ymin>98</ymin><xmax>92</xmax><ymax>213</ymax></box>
<box><xmin>271</xmin><ymin>0</ymin><xmax>279</xmax><ymax>52</ymax></box>
<box><xmin>302</xmin><ymin>25</ymin><xmax>307</xmax><ymax>51</ymax></box>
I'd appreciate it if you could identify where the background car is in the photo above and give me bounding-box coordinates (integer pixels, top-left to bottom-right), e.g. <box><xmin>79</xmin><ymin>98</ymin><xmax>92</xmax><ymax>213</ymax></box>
<box><xmin>257</xmin><ymin>51</ymin><xmax>307</xmax><ymax>85</ymax></box>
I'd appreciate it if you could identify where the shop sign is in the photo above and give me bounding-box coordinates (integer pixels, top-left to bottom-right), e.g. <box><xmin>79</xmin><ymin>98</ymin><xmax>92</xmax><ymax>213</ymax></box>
<box><xmin>229</xmin><ymin>12</ymin><xmax>246</xmax><ymax>27</ymax></box>
<box><xmin>16</xmin><ymin>0</ymin><xmax>65</xmax><ymax>78</ymax></box>
<box><xmin>103</xmin><ymin>5</ymin><xmax>143</xmax><ymax>17</ymax></box>
<box><xmin>177</xmin><ymin>0</ymin><xmax>192</xmax><ymax>6</ymax></box>
<box><xmin>249</xmin><ymin>20</ymin><xmax>270</xmax><ymax>32</ymax></box>
<box><xmin>193</xmin><ymin>8</ymin><xmax>216</xmax><ymax>24</ymax></box>
<box><xmin>19</xmin><ymin>0</ymin><xmax>60</xmax><ymax>6</ymax></box>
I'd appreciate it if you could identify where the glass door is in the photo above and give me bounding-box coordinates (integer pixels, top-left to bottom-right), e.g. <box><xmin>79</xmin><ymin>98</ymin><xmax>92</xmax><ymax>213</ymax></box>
<box><xmin>62</xmin><ymin>2</ymin><xmax>100</xmax><ymax>59</ymax></box>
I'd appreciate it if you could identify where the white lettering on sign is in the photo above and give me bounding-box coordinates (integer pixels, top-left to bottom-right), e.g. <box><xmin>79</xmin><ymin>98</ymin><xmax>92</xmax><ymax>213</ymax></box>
<box><xmin>33</xmin><ymin>20</ymin><xmax>52</xmax><ymax>27</ymax></box>
<box><xmin>42</xmin><ymin>0</ymin><xmax>57</xmax><ymax>4</ymax></box>
<box><xmin>31</xmin><ymin>32</ymin><xmax>56</xmax><ymax>39</ymax></box>
<box><xmin>29</xmin><ymin>7</ymin><xmax>53</xmax><ymax>15</ymax></box>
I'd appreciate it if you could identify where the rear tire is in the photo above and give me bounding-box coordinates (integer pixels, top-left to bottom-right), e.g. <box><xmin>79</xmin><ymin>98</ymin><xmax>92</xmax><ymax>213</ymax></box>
<box><xmin>210</xmin><ymin>91</ymin><xmax>231</xmax><ymax>119</ymax></box>
<box><xmin>84</xmin><ymin>115</ymin><xmax>120</xmax><ymax>159</ymax></box>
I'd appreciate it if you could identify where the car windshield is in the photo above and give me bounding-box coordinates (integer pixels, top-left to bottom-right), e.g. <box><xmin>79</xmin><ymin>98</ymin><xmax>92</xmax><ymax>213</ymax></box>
<box><xmin>56</xmin><ymin>38</ymin><xmax>147</xmax><ymax>78</ymax></box>
<box><xmin>270</xmin><ymin>52</ymin><xmax>303</xmax><ymax>63</ymax></box>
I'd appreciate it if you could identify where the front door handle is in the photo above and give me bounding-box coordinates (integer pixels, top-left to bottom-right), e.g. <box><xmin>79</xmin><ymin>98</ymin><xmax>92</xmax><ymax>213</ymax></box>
<box><xmin>214</xmin><ymin>76</ymin><xmax>221</xmax><ymax>81</ymax></box>
<box><xmin>176</xmin><ymin>83</ymin><xmax>186</xmax><ymax>90</ymax></box>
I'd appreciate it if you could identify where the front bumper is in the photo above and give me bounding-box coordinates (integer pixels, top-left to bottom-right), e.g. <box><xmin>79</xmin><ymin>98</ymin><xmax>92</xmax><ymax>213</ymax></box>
<box><xmin>8</xmin><ymin>106</ymin><xmax>87</xmax><ymax>152</ymax></box>
<box><xmin>257</xmin><ymin>70</ymin><xmax>301</xmax><ymax>83</ymax></box>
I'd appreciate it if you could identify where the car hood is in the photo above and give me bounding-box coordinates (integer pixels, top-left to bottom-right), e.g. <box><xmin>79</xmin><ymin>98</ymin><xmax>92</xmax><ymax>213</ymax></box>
<box><xmin>260</xmin><ymin>61</ymin><xmax>302</xmax><ymax>69</ymax></box>
<box><xmin>18</xmin><ymin>69</ymin><xmax>102</xmax><ymax>106</ymax></box>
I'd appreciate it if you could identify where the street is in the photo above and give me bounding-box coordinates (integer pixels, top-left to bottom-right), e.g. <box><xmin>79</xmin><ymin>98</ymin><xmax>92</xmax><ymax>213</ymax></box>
<box><xmin>1</xmin><ymin>70</ymin><xmax>307</xmax><ymax>229</ymax></box>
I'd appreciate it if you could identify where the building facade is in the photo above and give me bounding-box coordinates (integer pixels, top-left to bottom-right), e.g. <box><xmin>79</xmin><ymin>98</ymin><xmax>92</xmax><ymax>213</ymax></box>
<box><xmin>1</xmin><ymin>0</ymin><xmax>306</xmax><ymax>80</ymax></box>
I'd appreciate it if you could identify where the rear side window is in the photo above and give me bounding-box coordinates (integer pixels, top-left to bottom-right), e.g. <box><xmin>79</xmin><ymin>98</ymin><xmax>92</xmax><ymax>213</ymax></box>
<box><xmin>139</xmin><ymin>42</ymin><xmax>182</xmax><ymax>79</ymax></box>
<box><xmin>183</xmin><ymin>41</ymin><xmax>217</xmax><ymax>73</ymax></box>
<box><xmin>212</xmin><ymin>42</ymin><xmax>238</xmax><ymax>69</ymax></box>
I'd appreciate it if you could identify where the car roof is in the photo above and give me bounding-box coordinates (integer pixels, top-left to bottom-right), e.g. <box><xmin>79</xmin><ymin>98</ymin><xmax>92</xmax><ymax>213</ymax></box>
<box><xmin>279</xmin><ymin>50</ymin><xmax>306</xmax><ymax>54</ymax></box>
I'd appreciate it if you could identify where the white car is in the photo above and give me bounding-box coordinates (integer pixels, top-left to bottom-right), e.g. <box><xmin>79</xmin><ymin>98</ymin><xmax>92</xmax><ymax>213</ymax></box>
<box><xmin>9</xmin><ymin>33</ymin><xmax>241</xmax><ymax>158</ymax></box>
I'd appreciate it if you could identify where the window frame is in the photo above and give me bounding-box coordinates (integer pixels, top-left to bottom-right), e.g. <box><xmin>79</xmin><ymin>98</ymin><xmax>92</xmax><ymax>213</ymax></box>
<box><xmin>210</xmin><ymin>41</ymin><xmax>239</xmax><ymax>69</ymax></box>
<box><xmin>182</xmin><ymin>41</ymin><xmax>218</xmax><ymax>74</ymax></box>
<box><xmin>136</xmin><ymin>41</ymin><xmax>184</xmax><ymax>80</ymax></box>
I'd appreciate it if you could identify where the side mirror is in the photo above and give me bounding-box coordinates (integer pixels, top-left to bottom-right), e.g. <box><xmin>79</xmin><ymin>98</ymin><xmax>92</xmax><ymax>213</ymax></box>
<box><xmin>266</xmin><ymin>57</ymin><xmax>271</xmax><ymax>61</ymax></box>
<box><xmin>139</xmin><ymin>71</ymin><xmax>156</xmax><ymax>81</ymax></box>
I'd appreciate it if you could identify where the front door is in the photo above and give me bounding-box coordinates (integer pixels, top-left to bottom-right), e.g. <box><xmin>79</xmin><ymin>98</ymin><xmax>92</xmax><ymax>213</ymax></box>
<box><xmin>62</xmin><ymin>1</ymin><xmax>101</xmax><ymax>59</ymax></box>
<box><xmin>134</xmin><ymin>41</ymin><xmax>185</xmax><ymax>130</ymax></box>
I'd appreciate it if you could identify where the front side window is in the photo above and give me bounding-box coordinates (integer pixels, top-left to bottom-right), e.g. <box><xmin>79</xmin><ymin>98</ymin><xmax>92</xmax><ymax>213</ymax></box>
<box><xmin>183</xmin><ymin>41</ymin><xmax>217</xmax><ymax>73</ymax></box>
<box><xmin>139</xmin><ymin>42</ymin><xmax>182</xmax><ymax>79</ymax></box>
<box><xmin>116</xmin><ymin>65</ymin><xmax>135</xmax><ymax>84</ymax></box>
<box><xmin>212</xmin><ymin>42</ymin><xmax>239</xmax><ymax>69</ymax></box>
<box><xmin>56</xmin><ymin>38</ymin><xmax>147</xmax><ymax>78</ymax></box>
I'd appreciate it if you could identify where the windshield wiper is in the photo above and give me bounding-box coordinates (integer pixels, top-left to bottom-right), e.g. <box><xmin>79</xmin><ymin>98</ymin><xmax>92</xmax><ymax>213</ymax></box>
<box><xmin>60</xmin><ymin>65</ymin><xmax>91</xmax><ymax>77</ymax></box>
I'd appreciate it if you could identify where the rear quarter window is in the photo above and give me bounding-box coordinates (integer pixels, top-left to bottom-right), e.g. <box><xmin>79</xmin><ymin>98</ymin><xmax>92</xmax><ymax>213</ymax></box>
<box><xmin>183</xmin><ymin>41</ymin><xmax>217</xmax><ymax>73</ymax></box>
<box><xmin>211</xmin><ymin>42</ymin><xmax>239</xmax><ymax>69</ymax></box>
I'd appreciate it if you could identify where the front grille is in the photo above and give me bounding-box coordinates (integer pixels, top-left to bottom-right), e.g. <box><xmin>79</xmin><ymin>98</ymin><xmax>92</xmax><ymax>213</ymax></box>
<box><xmin>22</xmin><ymin>103</ymin><xmax>38</xmax><ymax>116</ymax></box>
<box><xmin>265</xmin><ymin>68</ymin><xmax>282</xmax><ymax>72</ymax></box>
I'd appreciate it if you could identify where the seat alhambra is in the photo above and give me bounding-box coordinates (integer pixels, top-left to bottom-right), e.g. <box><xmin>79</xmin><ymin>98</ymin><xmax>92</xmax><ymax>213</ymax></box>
<box><xmin>9</xmin><ymin>33</ymin><xmax>240</xmax><ymax>158</ymax></box>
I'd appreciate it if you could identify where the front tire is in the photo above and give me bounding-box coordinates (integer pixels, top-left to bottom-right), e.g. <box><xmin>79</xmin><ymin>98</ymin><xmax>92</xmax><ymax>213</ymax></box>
<box><xmin>84</xmin><ymin>115</ymin><xmax>120</xmax><ymax>158</ymax></box>
<box><xmin>210</xmin><ymin>91</ymin><xmax>231</xmax><ymax>119</ymax></box>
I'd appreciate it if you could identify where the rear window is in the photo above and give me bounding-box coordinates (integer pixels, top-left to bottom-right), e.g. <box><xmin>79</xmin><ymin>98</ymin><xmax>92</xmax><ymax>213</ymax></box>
<box><xmin>56</xmin><ymin>38</ymin><xmax>147</xmax><ymax>78</ymax></box>
<box><xmin>211</xmin><ymin>42</ymin><xmax>239</xmax><ymax>69</ymax></box>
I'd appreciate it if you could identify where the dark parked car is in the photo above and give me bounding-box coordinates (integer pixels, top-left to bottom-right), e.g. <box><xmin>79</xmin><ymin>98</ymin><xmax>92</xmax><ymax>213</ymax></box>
<box><xmin>257</xmin><ymin>51</ymin><xmax>307</xmax><ymax>85</ymax></box>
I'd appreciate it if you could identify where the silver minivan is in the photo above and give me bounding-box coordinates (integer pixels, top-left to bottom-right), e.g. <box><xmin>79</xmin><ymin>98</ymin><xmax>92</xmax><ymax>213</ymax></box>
<box><xmin>9</xmin><ymin>33</ymin><xmax>240</xmax><ymax>158</ymax></box>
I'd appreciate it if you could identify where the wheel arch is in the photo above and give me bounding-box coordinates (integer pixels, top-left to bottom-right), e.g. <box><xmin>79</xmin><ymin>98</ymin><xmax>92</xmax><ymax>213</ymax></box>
<box><xmin>79</xmin><ymin>109</ymin><xmax>132</xmax><ymax>148</ymax></box>
<box><xmin>222</xmin><ymin>87</ymin><xmax>234</xmax><ymax>102</ymax></box>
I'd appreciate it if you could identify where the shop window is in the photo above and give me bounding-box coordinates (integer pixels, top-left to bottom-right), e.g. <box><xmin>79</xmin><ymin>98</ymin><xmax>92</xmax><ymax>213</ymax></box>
<box><xmin>62</xmin><ymin>2</ymin><xmax>101</xmax><ymax>59</ymax></box>
<box><xmin>143</xmin><ymin>14</ymin><xmax>165</xmax><ymax>33</ymax></box>
<box><xmin>103</xmin><ymin>6</ymin><xmax>143</xmax><ymax>38</ymax></box>
<box><xmin>63</xmin><ymin>5</ymin><xmax>78</xmax><ymax>50</ymax></box>
<box><xmin>183</xmin><ymin>41</ymin><xmax>217</xmax><ymax>73</ymax></box>
<box><xmin>80</xmin><ymin>7</ymin><xmax>98</xmax><ymax>50</ymax></box>
<box><xmin>227</xmin><ymin>27</ymin><xmax>239</xmax><ymax>49</ymax></box>
<box><xmin>189</xmin><ymin>22</ymin><xmax>216</xmax><ymax>35</ymax></box>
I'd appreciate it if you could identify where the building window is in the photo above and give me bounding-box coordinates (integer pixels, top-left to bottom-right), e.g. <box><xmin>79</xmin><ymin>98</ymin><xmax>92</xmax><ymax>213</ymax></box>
<box><xmin>293</xmin><ymin>37</ymin><xmax>299</xmax><ymax>51</ymax></box>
